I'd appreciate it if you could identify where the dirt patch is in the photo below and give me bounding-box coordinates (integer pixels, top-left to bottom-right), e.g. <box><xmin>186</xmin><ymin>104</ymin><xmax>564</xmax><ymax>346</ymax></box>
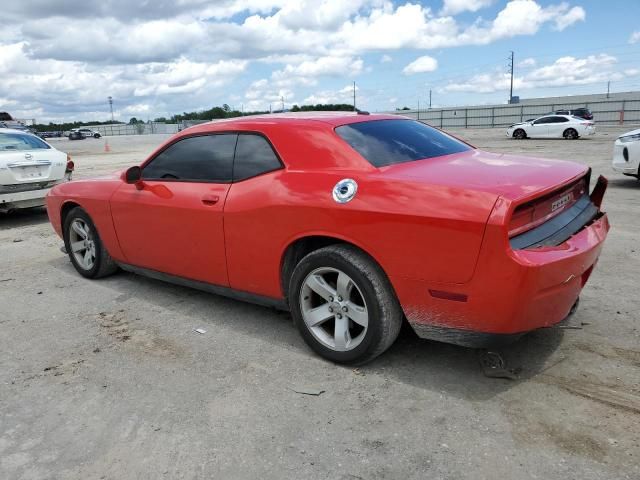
<box><xmin>573</xmin><ymin>342</ymin><xmax>640</xmax><ymax>368</ymax></box>
<box><xmin>538</xmin><ymin>374</ymin><xmax>640</xmax><ymax>415</ymax></box>
<box><xmin>96</xmin><ymin>311</ymin><xmax>184</xmax><ymax>358</ymax></box>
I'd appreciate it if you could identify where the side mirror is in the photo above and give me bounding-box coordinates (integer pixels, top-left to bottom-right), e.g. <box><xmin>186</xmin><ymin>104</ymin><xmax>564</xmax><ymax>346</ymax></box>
<box><xmin>125</xmin><ymin>166</ymin><xmax>144</xmax><ymax>190</ymax></box>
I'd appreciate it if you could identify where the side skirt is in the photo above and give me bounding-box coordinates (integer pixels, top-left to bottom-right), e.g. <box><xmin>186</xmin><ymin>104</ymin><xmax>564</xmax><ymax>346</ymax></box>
<box><xmin>117</xmin><ymin>262</ymin><xmax>289</xmax><ymax>311</ymax></box>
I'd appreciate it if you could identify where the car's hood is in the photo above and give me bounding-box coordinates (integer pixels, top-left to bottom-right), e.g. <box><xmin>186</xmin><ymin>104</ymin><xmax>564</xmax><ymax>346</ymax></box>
<box><xmin>620</xmin><ymin>128</ymin><xmax>640</xmax><ymax>138</ymax></box>
<box><xmin>378</xmin><ymin>149</ymin><xmax>587</xmax><ymax>202</ymax></box>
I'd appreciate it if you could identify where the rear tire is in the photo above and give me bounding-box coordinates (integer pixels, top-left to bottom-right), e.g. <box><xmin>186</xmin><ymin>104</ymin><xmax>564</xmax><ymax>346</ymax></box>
<box><xmin>63</xmin><ymin>207</ymin><xmax>118</xmax><ymax>279</ymax></box>
<box><xmin>563</xmin><ymin>128</ymin><xmax>578</xmax><ymax>140</ymax></box>
<box><xmin>289</xmin><ymin>245</ymin><xmax>403</xmax><ymax>365</ymax></box>
<box><xmin>94</xmin><ymin>133</ymin><xmax>101</xmax><ymax>138</ymax></box>
<box><xmin>513</xmin><ymin>129</ymin><xmax>526</xmax><ymax>139</ymax></box>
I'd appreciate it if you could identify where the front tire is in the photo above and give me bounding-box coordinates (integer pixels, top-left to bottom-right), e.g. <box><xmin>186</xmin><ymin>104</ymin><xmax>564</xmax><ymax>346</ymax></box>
<box><xmin>94</xmin><ymin>133</ymin><xmax>101</xmax><ymax>138</ymax></box>
<box><xmin>63</xmin><ymin>207</ymin><xmax>118</xmax><ymax>279</ymax></box>
<box><xmin>289</xmin><ymin>245</ymin><xmax>403</xmax><ymax>365</ymax></box>
<box><xmin>513</xmin><ymin>129</ymin><xmax>526</xmax><ymax>139</ymax></box>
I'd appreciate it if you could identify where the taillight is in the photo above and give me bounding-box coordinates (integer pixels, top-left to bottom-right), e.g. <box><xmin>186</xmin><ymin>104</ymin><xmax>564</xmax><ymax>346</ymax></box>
<box><xmin>509</xmin><ymin>177</ymin><xmax>587</xmax><ymax>237</ymax></box>
<box><xmin>509</xmin><ymin>205</ymin><xmax>535</xmax><ymax>237</ymax></box>
<box><xmin>66</xmin><ymin>154</ymin><xmax>74</xmax><ymax>173</ymax></box>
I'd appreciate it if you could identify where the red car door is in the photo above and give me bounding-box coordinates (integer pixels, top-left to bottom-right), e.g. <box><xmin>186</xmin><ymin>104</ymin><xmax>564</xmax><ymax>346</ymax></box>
<box><xmin>110</xmin><ymin>134</ymin><xmax>237</xmax><ymax>286</ymax></box>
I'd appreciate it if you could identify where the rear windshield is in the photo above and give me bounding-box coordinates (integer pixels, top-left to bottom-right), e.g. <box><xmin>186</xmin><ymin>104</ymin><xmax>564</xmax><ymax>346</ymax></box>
<box><xmin>0</xmin><ymin>132</ymin><xmax>50</xmax><ymax>151</ymax></box>
<box><xmin>335</xmin><ymin>119</ymin><xmax>472</xmax><ymax>167</ymax></box>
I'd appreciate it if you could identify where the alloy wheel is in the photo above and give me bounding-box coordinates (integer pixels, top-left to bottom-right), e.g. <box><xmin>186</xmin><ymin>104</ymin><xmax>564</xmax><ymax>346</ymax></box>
<box><xmin>300</xmin><ymin>267</ymin><xmax>369</xmax><ymax>352</ymax></box>
<box><xmin>68</xmin><ymin>219</ymin><xmax>96</xmax><ymax>270</ymax></box>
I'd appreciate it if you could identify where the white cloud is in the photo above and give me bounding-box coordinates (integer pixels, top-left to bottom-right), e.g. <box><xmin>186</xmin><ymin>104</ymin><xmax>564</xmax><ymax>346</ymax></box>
<box><xmin>0</xmin><ymin>0</ymin><xmax>590</xmax><ymax>121</ymax></box>
<box><xmin>442</xmin><ymin>54</ymin><xmax>636</xmax><ymax>94</ymax></box>
<box><xmin>274</xmin><ymin>56</ymin><xmax>363</xmax><ymax>79</ymax></box>
<box><xmin>630</xmin><ymin>31</ymin><xmax>640</xmax><ymax>44</ymax></box>
<box><xmin>488</xmin><ymin>0</ymin><xmax>584</xmax><ymax>38</ymax></box>
<box><xmin>441</xmin><ymin>0</ymin><xmax>493</xmax><ymax>16</ymax></box>
<box><xmin>518</xmin><ymin>58</ymin><xmax>537</xmax><ymax>68</ymax></box>
<box><xmin>403</xmin><ymin>55</ymin><xmax>438</xmax><ymax>75</ymax></box>
<box><xmin>303</xmin><ymin>84</ymin><xmax>358</xmax><ymax>105</ymax></box>
<box><xmin>552</xmin><ymin>5</ymin><xmax>586</xmax><ymax>31</ymax></box>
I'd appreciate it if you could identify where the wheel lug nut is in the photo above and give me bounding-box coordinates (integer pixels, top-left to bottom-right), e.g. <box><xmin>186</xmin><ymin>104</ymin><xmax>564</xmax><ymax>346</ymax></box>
<box><xmin>336</xmin><ymin>313</ymin><xmax>342</xmax><ymax>319</ymax></box>
<box><xmin>337</xmin><ymin>296</ymin><xmax>343</xmax><ymax>302</ymax></box>
<box><xmin>342</xmin><ymin>306</ymin><xmax>348</xmax><ymax>312</ymax></box>
<box><xmin>328</xmin><ymin>307</ymin><xmax>334</xmax><ymax>313</ymax></box>
<box><xmin>329</xmin><ymin>296</ymin><xmax>334</xmax><ymax>302</ymax></box>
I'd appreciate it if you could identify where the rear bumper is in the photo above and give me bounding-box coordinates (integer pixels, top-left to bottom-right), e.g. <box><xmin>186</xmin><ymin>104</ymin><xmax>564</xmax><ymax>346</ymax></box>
<box><xmin>393</xmin><ymin>213</ymin><xmax>609</xmax><ymax>346</ymax></box>
<box><xmin>612</xmin><ymin>143</ymin><xmax>638</xmax><ymax>175</ymax></box>
<box><xmin>0</xmin><ymin>187</ymin><xmax>50</xmax><ymax>211</ymax></box>
<box><xmin>0</xmin><ymin>176</ymin><xmax>71</xmax><ymax>212</ymax></box>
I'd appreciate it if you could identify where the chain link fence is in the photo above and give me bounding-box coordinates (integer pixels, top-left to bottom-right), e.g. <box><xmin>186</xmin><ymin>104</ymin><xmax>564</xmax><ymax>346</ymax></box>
<box><xmin>78</xmin><ymin>120</ymin><xmax>211</xmax><ymax>137</ymax></box>
<box><xmin>390</xmin><ymin>98</ymin><xmax>640</xmax><ymax>128</ymax></box>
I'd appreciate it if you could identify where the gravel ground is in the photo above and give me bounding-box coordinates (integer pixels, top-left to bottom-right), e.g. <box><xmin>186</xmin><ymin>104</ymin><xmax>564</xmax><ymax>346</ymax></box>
<box><xmin>1</xmin><ymin>127</ymin><xmax>639</xmax><ymax>480</ymax></box>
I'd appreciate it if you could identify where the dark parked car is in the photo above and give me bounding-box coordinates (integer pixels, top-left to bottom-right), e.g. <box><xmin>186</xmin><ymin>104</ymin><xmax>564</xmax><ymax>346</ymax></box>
<box><xmin>553</xmin><ymin>108</ymin><xmax>593</xmax><ymax>120</ymax></box>
<box><xmin>68</xmin><ymin>130</ymin><xmax>86</xmax><ymax>140</ymax></box>
<box><xmin>39</xmin><ymin>131</ymin><xmax>62</xmax><ymax>139</ymax></box>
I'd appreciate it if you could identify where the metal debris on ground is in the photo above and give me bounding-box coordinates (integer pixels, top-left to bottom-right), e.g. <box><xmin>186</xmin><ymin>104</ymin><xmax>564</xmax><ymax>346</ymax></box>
<box><xmin>289</xmin><ymin>386</ymin><xmax>326</xmax><ymax>396</ymax></box>
<box><xmin>193</xmin><ymin>328</ymin><xmax>207</xmax><ymax>334</ymax></box>
<box><xmin>477</xmin><ymin>350</ymin><xmax>521</xmax><ymax>380</ymax></box>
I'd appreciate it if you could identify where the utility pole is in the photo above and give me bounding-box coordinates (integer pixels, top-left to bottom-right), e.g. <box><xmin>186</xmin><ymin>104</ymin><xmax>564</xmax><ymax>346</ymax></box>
<box><xmin>281</xmin><ymin>96</ymin><xmax>284</xmax><ymax>112</ymax></box>
<box><xmin>607</xmin><ymin>81</ymin><xmax>610</xmax><ymax>98</ymax></box>
<box><xmin>508</xmin><ymin>51</ymin><xmax>514</xmax><ymax>104</ymax></box>
<box><xmin>108</xmin><ymin>96</ymin><xmax>114</xmax><ymax>122</ymax></box>
<box><xmin>353</xmin><ymin>81</ymin><xmax>356</xmax><ymax>111</ymax></box>
<box><xmin>429</xmin><ymin>89</ymin><xmax>432</xmax><ymax>109</ymax></box>
<box><xmin>269</xmin><ymin>103</ymin><xmax>272</xmax><ymax>114</ymax></box>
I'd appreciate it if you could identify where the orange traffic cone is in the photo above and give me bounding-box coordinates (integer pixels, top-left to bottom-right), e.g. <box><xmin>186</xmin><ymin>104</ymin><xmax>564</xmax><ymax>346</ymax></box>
<box><xmin>104</xmin><ymin>139</ymin><xmax>111</xmax><ymax>152</ymax></box>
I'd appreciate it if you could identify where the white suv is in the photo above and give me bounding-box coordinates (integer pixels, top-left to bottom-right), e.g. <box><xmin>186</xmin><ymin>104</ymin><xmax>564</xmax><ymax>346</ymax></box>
<box><xmin>0</xmin><ymin>129</ymin><xmax>74</xmax><ymax>212</ymax></box>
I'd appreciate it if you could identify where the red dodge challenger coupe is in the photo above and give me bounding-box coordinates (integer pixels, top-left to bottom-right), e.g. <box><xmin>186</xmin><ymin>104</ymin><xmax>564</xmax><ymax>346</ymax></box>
<box><xmin>46</xmin><ymin>113</ymin><xmax>610</xmax><ymax>364</ymax></box>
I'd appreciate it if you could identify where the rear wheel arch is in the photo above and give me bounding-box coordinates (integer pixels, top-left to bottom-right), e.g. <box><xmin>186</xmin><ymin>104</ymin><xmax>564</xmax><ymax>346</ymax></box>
<box><xmin>280</xmin><ymin>235</ymin><xmax>389</xmax><ymax>300</ymax></box>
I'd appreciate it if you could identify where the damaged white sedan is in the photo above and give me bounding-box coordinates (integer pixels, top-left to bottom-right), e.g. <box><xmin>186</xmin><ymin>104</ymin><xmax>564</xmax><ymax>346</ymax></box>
<box><xmin>0</xmin><ymin>129</ymin><xmax>74</xmax><ymax>213</ymax></box>
<box><xmin>507</xmin><ymin>114</ymin><xmax>596</xmax><ymax>140</ymax></box>
<box><xmin>612</xmin><ymin>128</ymin><xmax>640</xmax><ymax>179</ymax></box>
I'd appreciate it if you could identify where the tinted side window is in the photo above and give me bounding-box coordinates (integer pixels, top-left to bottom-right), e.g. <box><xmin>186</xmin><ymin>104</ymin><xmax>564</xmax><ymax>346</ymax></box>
<box><xmin>335</xmin><ymin>119</ymin><xmax>471</xmax><ymax>168</ymax></box>
<box><xmin>143</xmin><ymin>134</ymin><xmax>237</xmax><ymax>182</ymax></box>
<box><xmin>233</xmin><ymin>134</ymin><xmax>282</xmax><ymax>181</ymax></box>
<box><xmin>555</xmin><ymin>117</ymin><xmax>569</xmax><ymax>123</ymax></box>
<box><xmin>533</xmin><ymin>118</ymin><xmax>548</xmax><ymax>124</ymax></box>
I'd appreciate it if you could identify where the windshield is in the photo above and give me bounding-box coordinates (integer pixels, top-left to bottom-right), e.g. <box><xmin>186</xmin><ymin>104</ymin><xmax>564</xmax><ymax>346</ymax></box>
<box><xmin>335</xmin><ymin>119</ymin><xmax>471</xmax><ymax>167</ymax></box>
<box><xmin>0</xmin><ymin>132</ymin><xmax>51</xmax><ymax>151</ymax></box>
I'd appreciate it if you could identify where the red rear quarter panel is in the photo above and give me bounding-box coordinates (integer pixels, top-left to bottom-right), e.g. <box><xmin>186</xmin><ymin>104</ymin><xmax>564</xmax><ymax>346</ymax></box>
<box><xmin>222</xmin><ymin>118</ymin><xmax>498</xmax><ymax>298</ymax></box>
<box><xmin>225</xmin><ymin>169</ymin><xmax>497</xmax><ymax>297</ymax></box>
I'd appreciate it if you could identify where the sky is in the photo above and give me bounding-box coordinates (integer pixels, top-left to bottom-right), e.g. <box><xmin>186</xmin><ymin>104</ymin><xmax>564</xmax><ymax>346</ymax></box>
<box><xmin>1</xmin><ymin>0</ymin><xmax>639</xmax><ymax>123</ymax></box>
